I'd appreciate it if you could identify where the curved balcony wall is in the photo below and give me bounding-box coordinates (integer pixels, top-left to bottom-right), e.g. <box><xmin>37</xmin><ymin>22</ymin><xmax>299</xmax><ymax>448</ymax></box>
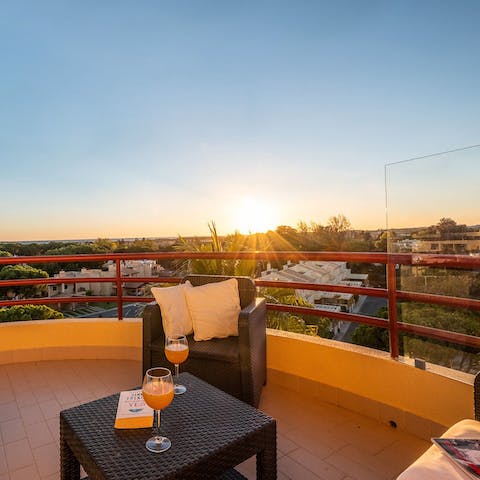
<box><xmin>0</xmin><ymin>318</ymin><xmax>473</xmax><ymax>441</ymax></box>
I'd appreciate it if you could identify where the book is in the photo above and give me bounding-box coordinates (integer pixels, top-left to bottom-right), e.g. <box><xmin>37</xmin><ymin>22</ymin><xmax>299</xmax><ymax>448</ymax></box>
<box><xmin>432</xmin><ymin>438</ymin><xmax>480</xmax><ymax>479</ymax></box>
<box><xmin>114</xmin><ymin>389</ymin><xmax>154</xmax><ymax>429</ymax></box>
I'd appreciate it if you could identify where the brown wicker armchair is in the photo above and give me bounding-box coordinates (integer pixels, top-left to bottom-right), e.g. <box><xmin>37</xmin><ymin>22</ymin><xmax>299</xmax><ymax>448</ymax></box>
<box><xmin>142</xmin><ymin>275</ymin><xmax>267</xmax><ymax>407</ymax></box>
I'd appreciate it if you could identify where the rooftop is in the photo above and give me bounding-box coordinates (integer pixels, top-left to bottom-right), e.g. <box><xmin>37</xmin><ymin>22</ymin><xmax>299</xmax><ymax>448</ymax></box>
<box><xmin>0</xmin><ymin>359</ymin><xmax>428</xmax><ymax>480</ymax></box>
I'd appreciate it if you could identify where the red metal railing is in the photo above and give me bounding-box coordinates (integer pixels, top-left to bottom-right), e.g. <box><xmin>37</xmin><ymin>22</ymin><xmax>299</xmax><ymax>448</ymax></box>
<box><xmin>1</xmin><ymin>251</ymin><xmax>480</xmax><ymax>358</ymax></box>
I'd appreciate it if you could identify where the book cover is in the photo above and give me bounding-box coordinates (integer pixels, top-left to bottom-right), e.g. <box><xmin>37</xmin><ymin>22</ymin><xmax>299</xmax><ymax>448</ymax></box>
<box><xmin>114</xmin><ymin>389</ymin><xmax>154</xmax><ymax>429</ymax></box>
<box><xmin>432</xmin><ymin>438</ymin><xmax>480</xmax><ymax>479</ymax></box>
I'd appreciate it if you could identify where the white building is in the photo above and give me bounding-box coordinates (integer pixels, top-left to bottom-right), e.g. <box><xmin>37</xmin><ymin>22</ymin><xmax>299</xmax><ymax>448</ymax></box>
<box><xmin>259</xmin><ymin>260</ymin><xmax>368</xmax><ymax>313</ymax></box>
<box><xmin>48</xmin><ymin>260</ymin><xmax>163</xmax><ymax>298</ymax></box>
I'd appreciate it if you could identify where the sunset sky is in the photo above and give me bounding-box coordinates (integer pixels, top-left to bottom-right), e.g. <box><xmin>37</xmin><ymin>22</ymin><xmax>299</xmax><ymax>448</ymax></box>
<box><xmin>1</xmin><ymin>1</ymin><xmax>479</xmax><ymax>241</ymax></box>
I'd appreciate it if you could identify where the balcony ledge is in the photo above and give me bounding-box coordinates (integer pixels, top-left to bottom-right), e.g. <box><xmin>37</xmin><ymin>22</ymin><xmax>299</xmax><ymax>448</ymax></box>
<box><xmin>0</xmin><ymin>318</ymin><xmax>474</xmax><ymax>440</ymax></box>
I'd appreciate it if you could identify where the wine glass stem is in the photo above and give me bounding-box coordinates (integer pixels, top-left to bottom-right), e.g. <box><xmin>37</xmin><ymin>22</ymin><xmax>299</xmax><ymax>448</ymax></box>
<box><xmin>174</xmin><ymin>364</ymin><xmax>180</xmax><ymax>384</ymax></box>
<box><xmin>154</xmin><ymin>410</ymin><xmax>161</xmax><ymax>440</ymax></box>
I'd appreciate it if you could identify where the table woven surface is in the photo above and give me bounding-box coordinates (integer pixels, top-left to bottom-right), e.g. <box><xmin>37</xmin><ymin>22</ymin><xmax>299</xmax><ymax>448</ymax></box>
<box><xmin>61</xmin><ymin>373</ymin><xmax>275</xmax><ymax>480</ymax></box>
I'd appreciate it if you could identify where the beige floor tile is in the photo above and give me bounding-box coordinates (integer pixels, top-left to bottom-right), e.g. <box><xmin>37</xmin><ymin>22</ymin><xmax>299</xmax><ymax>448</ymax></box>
<box><xmin>373</xmin><ymin>435</ymin><xmax>429</xmax><ymax>476</ymax></box>
<box><xmin>288</xmin><ymin>448</ymin><xmax>345</xmax><ymax>480</ymax></box>
<box><xmin>14</xmin><ymin>390</ymin><xmax>37</xmax><ymax>408</ymax></box>
<box><xmin>45</xmin><ymin>419</ymin><xmax>59</xmax><ymax>444</ymax></box>
<box><xmin>32</xmin><ymin>387</ymin><xmax>55</xmax><ymax>404</ymax></box>
<box><xmin>235</xmin><ymin>456</ymin><xmax>256</xmax><ymax>479</ymax></box>
<box><xmin>32</xmin><ymin>443</ymin><xmax>58</xmax><ymax>478</ymax></box>
<box><xmin>9</xmin><ymin>465</ymin><xmax>40</xmax><ymax>480</ymax></box>
<box><xmin>0</xmin><ymin>389</ymin><xmax>15</xmax><ymax>407</ymax></box>
<box><xmin>277</xmin><ymin>432</ymin><xmax>299</xmax><ymax>455</ymax></box>
<box><xmin>0</xmin><ymin>420</ymin><xmax>26</xmax><ymax>445</ymax></box>
<box><xmin>0</xmin><ymin>404</ymin><xmax>19</xmax><ymax>424</ymax></box>
<box><xmin>38</xmin><ymin>400</ymin><xmax>62</xmax><ymax>421</ymax></box>
<box><xmin>0</xmin><ymin>446</ymin><xmax>7</xmax><ymax>474</ymax></box>
<box><xmin>324</xmin><ymin>450</ymin><xmax>385</xmax><ymax>480</ymax></box>
<box><xmin>26</xmin><ymin>422</ymin><xmax>54</xmax><ymax>450</ymax></box>
<box><xmin>331</xmin><ymin>417</ymin><xmax>398</xmax><ymax>456</ymax></box>
<box><xmin>41</xmin><ymin>474</ymin><xmax>59</xmax><ymax>480</ymax></box>
<box><xmin>4</xmin><ymin>440</ymin><xmax>34</xmax><ymax>472</ymax></box>
<box><xmin>19</xmin><ymin>405</ymin><xmax>43</xmax><ymax>426</ymax></box>
<box><xmin>278</xmin><ymin>456</ymin><xmax>323</xmax><ymax>480</ymax></box>
<box><xmin>53</xmin><ymin>388</ymin><xmax>77</xmax><ymax>407</ymax></box>
<box><xmin>284</xmin><ymin>425</ymin><xmax>347</xmax><ymax>459</ymax></box>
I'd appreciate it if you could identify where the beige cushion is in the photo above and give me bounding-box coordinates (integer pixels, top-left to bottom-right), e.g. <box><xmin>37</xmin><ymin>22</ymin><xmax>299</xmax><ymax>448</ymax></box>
<box><xmin>151</xmin><ymin>283</ymin><xmax>193</xmax><ymax>337</ymax></box>
<box><xmin>184</xmin><ymin>278</ymin><xmax>241</xmax><ymax>341</ymax></box>
<box><xmin>397</xmin><ymin>419</ymin><xmax>480</xmax><ymax>479</ymax></box>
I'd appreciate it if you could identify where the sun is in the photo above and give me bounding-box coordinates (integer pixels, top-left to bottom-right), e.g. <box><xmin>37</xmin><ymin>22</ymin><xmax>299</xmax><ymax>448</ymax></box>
<box><xmin>232</xmin><ymin>197</ymin><xmax>278</xmax><ymax>234</ymax></box>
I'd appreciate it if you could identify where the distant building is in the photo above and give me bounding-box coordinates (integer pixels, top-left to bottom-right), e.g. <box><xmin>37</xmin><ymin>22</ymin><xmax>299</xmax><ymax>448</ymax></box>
<box><xmin>259</xmin><ymin>260</ymin><xmax>367</xmax><ymax>313</ymax></box>
<box><xmin>47</xmin><ymin>260</ymin><xmax>164</xmax><ymax>300</ymax></box>
<box><xmin>412</xmin><ymin>232</ymin><xmax>480</xmax><ymax>254</ymax></box>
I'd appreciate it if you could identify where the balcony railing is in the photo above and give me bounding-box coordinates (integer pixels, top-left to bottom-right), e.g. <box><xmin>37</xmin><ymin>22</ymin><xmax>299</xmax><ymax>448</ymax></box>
<box><xmin>1</xmin><ymin>251</ymin><xmax>480</xmax><ymax>359</ymax></box>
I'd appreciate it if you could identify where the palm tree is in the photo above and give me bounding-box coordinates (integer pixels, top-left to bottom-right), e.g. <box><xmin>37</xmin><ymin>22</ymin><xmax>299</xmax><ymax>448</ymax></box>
<box><xmin>176</xmin><ymin>221</ymin><xmax>269</xmax><ymax>276</ymax></box>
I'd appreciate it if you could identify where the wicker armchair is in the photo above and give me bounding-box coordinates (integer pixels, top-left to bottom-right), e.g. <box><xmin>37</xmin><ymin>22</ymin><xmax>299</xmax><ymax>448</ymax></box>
<box><xmin>475</xmin><ymin>370</ymin><xmax>480</xmax><ymax>420</ymax></box>
<box><xmin>142</xmin><ymin>275</ymin><xmax>267</xmax><ymax>407</ymax></box>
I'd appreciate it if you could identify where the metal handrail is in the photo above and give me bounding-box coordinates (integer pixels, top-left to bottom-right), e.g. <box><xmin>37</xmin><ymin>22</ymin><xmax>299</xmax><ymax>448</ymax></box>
<box><xmin>1</xmin><ymin>251</ymin><xmax>479</xmax><ymax>357</ymax></box>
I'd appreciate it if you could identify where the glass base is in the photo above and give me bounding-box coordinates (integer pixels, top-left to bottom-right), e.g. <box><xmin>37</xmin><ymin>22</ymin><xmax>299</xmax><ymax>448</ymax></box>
<box><xmin>146</xmin><ymin>435</ymin><xmax>171</xmax><ymax>453</ymax></box>
<box><xmin>174</xmin><ymin>384</ymin><xmax>186</xmax><ymax>395</ymax></box>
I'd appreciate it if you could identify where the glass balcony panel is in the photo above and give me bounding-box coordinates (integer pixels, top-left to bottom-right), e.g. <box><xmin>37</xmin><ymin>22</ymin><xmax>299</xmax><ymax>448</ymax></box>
<box><xmin>386</xmin><ymin>146</ymin><xmax>480</xmax><ymax>372</ymax></box>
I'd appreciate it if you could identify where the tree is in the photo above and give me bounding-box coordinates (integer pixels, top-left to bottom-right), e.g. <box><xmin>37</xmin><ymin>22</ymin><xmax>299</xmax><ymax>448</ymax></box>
<box><xmin>260</xmin><ymin>287</ymin><xmax>333</xmax><ymax>338</ymax></box>
<box><xmin>268</xmin><ymin>225</ymin><xmax>302</xmax><ymax>251</ymax></box>
<box><xmin>352</xmin><ymin>325</ymin><xmax>389</xmax><ymax>352</ymax></box>
<box><xmin>0</xmin><ymin>264</ymin><xmax>49</xmax><ymax>299</ymax></box>
<box><xmin>0</xmin><ymin>251</ymin><xmax>12</xmax><ymax>272</ymax></box>
<box><xmin>176</xmin><ymin>222</ymin><xmax>266</xmax><ymax>276</ymax></box>
<box><xmin>92</xmin><ymin>238</ymin><xmax>115</xmax><ymax>252</ymax></box>
<box><xmin>374</xmin><ymin>231</ymin><xmax>396</xmax><ymax>252</ymax></box>
<box><xmin>0</xmin><ymin>305</ymin><xmax>63</xmax><ymax>322</ymax></box>
<box><xmin>325</xmin><ymin>214</ymin><xmax>351</xmax><ymax>250</ymax></box>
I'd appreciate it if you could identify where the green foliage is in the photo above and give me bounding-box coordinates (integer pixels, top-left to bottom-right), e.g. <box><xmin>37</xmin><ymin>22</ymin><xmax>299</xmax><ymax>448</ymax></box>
<box><xmin>0</xmin><ymin>265</ymin><xmax>48</xmax><ymax>280</ymax></box>
<box><xmin>352</xmin><ymin>302</ymin><xmax>480</xmax><ymax>373</ymax></box>
<box><xmin>0</xmin><ymin>250</ymin><xmax>12</xmax><ymax>257</ymax></box>
<box><xmin>0</xmin><ymin>265</ymin><xmax>48</xmax><ymax>298</ymax></box>
<box><xmin>113</xmin><ymin>238</ymin><xmax>156</xmax><ymax>253</ymax></box>
<box><xmin>400</xmin><ymin>302</ymin><xmax>480</xmax><ymax>337</ymax></box>
<box><xmin>261</xmin><ymin>287</ymin><xmax>333</xmax><ymax>338</ymax></box>
<box><xmin>176</xmin><ymin>222</ymin><xmax>268</xmax><ymax>276</ymax></box>
<box><xmin>0</xmin><ymin>264</ymin><xmax>49</xmax><ymax>299</ymax></box>
<box><xmin>352</xmin><ymin>325</ymin><xmax>389</xmax><ymax>351</ymax></box>
<box><xmin>0</xmin><ymin>305</ymin><xmax>63</xmax><ymax>322</ymax></box>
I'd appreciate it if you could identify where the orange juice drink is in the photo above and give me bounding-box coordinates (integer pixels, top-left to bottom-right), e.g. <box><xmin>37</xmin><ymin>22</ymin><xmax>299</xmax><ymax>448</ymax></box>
<box><xmin>165</xmin><ymin>343</ymin><xmax>189</xmax><ymax>364</ymax></box>
<box><xmin>142</xmin><ymin>382</ymin><xmax>174</xmax><ymax>410</ymax></box>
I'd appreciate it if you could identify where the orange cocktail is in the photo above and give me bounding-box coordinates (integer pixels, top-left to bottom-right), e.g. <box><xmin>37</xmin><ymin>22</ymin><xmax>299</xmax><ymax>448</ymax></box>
<box><xmin>142</xmin><ymin>367</ymin><xmax>174</xmax><ymax>453</ymax></box>
<box><xmin>165</xmin><ymin>335</ymin><xmax>189</xmax><ymax>395</ymax></box>
<box><xmin>165</xmin><ymin>343</ymin><xmax>189</xmax><ymax>365</ymax></box>
<box><xmin>142</xmin><ymin>382</ymin><xmax>174</xmax><ymax>411</ymax></box>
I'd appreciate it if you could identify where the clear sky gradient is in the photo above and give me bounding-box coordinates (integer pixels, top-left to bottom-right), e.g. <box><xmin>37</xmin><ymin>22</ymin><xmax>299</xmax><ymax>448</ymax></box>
<box><xmin>1</xmin><ymin>0</ymin><xmax>479</xmax><ymax>241</ymax></box>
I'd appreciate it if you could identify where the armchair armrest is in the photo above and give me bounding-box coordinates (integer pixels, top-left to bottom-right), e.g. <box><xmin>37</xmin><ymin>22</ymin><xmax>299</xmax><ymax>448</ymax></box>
<box><xmin>238</xmin><ymin>297</ymin><xmax>267</xmax><ymax>407</ymax></box>
<box><xmin>142</xmin><ymin>302</ymin><xmax>165</xmax><ymax>374</ymax></box>
<box><xmin>475</xmin><ymin>370</ymin><xmax>480</xmax><ymax>421</ymax></box>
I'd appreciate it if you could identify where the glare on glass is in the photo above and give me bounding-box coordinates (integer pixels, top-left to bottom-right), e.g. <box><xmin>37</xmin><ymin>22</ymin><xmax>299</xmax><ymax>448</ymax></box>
<box><xmin>165</xmin><ymin>335</ymin><xmax>189</xmax><ymax>395</ymax></box>
<box><xmin>142</xmin><ymin>367</ymin><xmax>174</xmax><ymax>453</ymax></box>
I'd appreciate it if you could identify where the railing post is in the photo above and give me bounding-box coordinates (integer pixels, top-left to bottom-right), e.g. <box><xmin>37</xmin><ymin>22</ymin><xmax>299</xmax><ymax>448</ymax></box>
<box><xmin>116</xmin><ymin>259</ymin><xmax>123</xmax><ymax>320</ymax></box>
<box><xmin>387</xmin><ymin>261</ymin><xmax>399</xmax><ymax>359</ymax></box>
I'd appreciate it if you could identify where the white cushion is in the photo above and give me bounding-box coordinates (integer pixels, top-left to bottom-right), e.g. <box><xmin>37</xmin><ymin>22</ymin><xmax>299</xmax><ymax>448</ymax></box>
<box><xmin>183</xmin><ymin>278</ymin><xmax>241</xmax><ymax>341</ymax></box>
<box><xmin>151</xmin><ymin>283</ymin><xmax>193</xmax><ymax>337</ymax></box>
<box><xmin>397</xmin><ymin>419</ymin><xmax>480</xmax><ymax>479</ymax></box>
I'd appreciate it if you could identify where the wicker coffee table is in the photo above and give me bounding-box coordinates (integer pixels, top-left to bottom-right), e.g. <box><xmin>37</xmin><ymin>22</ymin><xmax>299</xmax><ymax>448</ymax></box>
<box><xmin>60</xmin><ymin>372</ymin><xmax>276</xmax><ymax>479</ymax></box>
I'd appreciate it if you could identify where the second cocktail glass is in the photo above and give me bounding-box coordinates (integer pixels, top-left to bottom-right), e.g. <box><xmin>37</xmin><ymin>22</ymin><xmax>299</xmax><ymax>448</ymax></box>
<box><xmin>165</xmin><ymin>334</ymin><xmax>189</xmax><ymax>394</ymax></box>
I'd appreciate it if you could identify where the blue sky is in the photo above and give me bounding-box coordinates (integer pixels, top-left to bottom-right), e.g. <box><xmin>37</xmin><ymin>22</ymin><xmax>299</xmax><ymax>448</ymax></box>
<box><xmin>1</xmin><ymin>0</ymin><xmax>479</xmax><ymax>240</ymax></box>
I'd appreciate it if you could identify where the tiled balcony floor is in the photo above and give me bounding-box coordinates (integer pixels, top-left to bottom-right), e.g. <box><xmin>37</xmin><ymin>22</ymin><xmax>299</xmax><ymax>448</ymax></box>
<box><xmin>0</xmin><ymin>359</ymin><xmax>430</xmax><ymax>480</ymax></box>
